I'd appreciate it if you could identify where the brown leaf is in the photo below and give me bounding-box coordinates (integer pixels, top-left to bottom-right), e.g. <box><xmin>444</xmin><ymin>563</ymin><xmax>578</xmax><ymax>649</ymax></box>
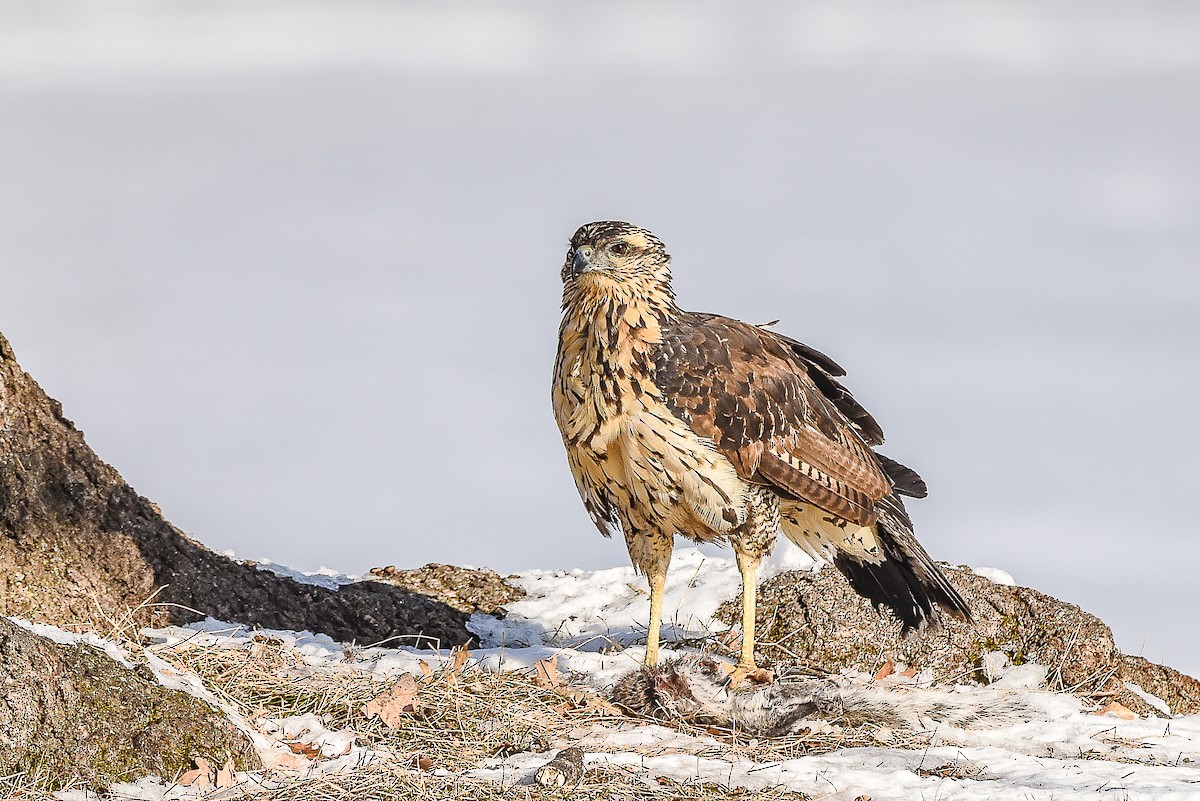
<box><xmin>441</xmin><ymin>646</ymin><xmax>471</xmax><ymax>685</ymax></box>
<box><xmin>362</xmin><ymin>674</ymin><xmax>421</xmax><ymax>729</ymax></box>
<box><xmin>1094</xmin><ymin>701</ymin><xmax>1137</xmax><ymax>720</ymax></box>
<box><xmin>746</xmin><ymin>667</ymin><xmax>773</xmax><ymax>684</ymax></box>
<box><xmin>418</xmin><ymin>660</ymin><xmax>433</xmax><ymax>679</ymax></box>
<box><xmin>553</xmin><ymin>686</ymin><xmax>585</xmax><ymax>704</ymax></box>
<box><xmin>874</xmin><ymin>661</ymin><xmax>895</xmax><ymax>680</ymax></box>
<box><xmin>417</xmin><ymin>755</ymin><xmax>434</xmax><ymax>770</ymax></box>
<box><xmin>898</xmin><ymin>666</ymin><xmax>919</xmax><ymax>678</ymax></box>
<box><xmin>533</xmin><ymin>655</ymin><xmax>561</xmax><ymax>688</ymax></box>
<box><xmin>287</xmin><ymin>741</ymin><xmax>323</xmax><ymax>758</ymax></box>
<box><xmin>177</xmin><ymin>757</ymin><xmax>214</xmax><ymax>788</ymax></box>
<box><xmin>583</xmin><ymin>695</ymin><xmax>625</xmax><ymax>717</ymax></box>
<box><xmin>215</xmin><ymin>758</ymin><xmax>236</xmax><ymax>788</ymax></box>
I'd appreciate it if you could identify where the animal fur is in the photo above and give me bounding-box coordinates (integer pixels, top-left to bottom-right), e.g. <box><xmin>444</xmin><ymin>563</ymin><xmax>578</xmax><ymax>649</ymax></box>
<box><xmin>612</xmin><ymin>656</ymin><xmax>1035</xmax><ymax>735</ymax></box>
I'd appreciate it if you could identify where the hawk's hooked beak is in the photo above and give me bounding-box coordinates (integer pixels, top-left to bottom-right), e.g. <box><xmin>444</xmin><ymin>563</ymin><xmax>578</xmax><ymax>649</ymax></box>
<box><xmin>571</xmin><ymin>247</ymin><xmax>597</xmax><ymax>277</ymax></box>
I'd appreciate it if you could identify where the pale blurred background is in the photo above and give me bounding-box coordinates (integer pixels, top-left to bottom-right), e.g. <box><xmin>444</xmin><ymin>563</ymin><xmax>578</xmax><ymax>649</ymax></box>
<box><xmin>1</xmin><ymin>2</ymin><xmax>1197</xmax><ymax>675</ymax></box>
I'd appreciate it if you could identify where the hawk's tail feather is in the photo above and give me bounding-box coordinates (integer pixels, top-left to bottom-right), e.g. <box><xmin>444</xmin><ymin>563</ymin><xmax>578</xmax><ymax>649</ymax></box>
<box><xmin>834</xmin><ymin>498</ymin><xmax>971</xmax><ymax>633</ymax></box>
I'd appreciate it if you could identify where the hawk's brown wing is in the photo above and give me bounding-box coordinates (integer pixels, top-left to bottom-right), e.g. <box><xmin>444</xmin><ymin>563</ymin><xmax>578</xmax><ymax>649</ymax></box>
<box><xmin>653</xmin><ymin>312</ymin><xmax>896</xmax><ymax>526</ymax></box>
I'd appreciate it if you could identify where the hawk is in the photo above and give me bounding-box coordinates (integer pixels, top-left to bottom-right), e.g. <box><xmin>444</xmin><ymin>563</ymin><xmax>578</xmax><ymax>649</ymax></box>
<box><xmin>551</xmin><ymin>221</ymin><xmax>971</xmax><ymax>681</ymax></box>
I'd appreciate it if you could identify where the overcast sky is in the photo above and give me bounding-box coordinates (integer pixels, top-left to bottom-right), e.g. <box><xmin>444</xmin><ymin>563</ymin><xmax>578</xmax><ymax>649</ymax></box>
<box><xmin>1</xmin><ymin>1</ymin><xmax>1197</xmax><ymax>676</ymax></box>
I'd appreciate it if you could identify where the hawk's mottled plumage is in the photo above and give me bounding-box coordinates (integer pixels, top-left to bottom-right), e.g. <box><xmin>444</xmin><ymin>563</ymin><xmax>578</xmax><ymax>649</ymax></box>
<box><xmin>552</xmin><ymin>221</ymin><xmax>969</xmax><ymax>676</ymax></box>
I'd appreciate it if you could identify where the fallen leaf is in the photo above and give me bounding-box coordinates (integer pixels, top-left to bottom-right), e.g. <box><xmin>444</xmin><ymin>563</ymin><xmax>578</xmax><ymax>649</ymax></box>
<box><xmin>898</xmin><ymin>666</ymin><xmax>919</xmax><ymax>678</ymax></box>
<box><xmin>1094</xmin><ymin>701</ymin><xmax>1137</xmax><ymax>720</ymax></box>
<box><xmin>447</xmin><ymin>645</ymin><xmax>471</xmax><ymax>679</ymax></box>
<box><xmin>718</xmin><ymin>664</ymin><xmax>773</xmax><ymax>688</ymax></box>
<box><xmin>418</xmin><ymin>660</ymin><xmax>433</xmax><ymax>679</ymax></box>
<box><xmin>533</xmin><ymin>655</ymin><xmax>561</xmax><ymax>688</ymax></box>
<box><xmin>874</xmin><ymin>661</ymin><xmax>895</xmax><ymax>680</ymax></box>
<box><xmin>746</xmin><ymin>667</ymin><xmax>773</xmax><ymax>684</ymax></box>
<box><xmin>417</xmin><ymin>755</ymin><xmax>434</xmax><ymax>771</ymax></box>
<box><xmin>583</xmin><ymin>695</ymin><xmax>625</xmax><ymax>716</ymax></box>
<box><xmin>553</xmin><ymin>686</ymin><xmax>586</xmax><ymax>704</ymax></box>
<box><xmin>177</xmin><ymin>757</ymin><xmax>214</xmax><ymax>788</ymax></box>
<box><xmin>362</xmin><ymin>674</ymin><xmax>421</xmax><ymax>729</ymax></box>
<box><xmin>215</xmin><ymin>759</ymin><xmax>236</xmax><ymax>788</ymax></box>
<box><xmin>287</xmin><ymin>741</ymin><xmax>322</xmax><ymax>759</ymax></box>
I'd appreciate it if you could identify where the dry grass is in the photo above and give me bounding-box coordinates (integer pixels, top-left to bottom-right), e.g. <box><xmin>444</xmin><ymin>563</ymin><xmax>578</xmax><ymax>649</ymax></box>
<box><xmin>159</xmin><ymin>638</ymin><xmax>576</xmax><ymax>772</ymax></box>
<box><xmin>158</xmin><ymin>635</ymin><xmax>928</xmax><ymax>768</ymax></box>
<box><xmin>0</xmin><ymin>769</ymin><xmax>84</xmax><ymax>801</ymax></box>
<box><xmin>222</xmin><ymin>764</ymin><xmax>813</xmax><ymax>800</ymax></box>
<box><xmin>140</xmin><ymin>636</ymin><xmax>841</xmax><ymax>800</ymax></box>
<box><xmin>13</xmin><ymin>630</ymin><xmax>945</xmax><ymax>800</ymax></box>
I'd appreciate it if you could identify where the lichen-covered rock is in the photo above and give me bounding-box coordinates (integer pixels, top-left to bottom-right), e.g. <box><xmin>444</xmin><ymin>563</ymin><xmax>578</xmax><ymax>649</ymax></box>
<box><xmin>368</xmin><ymin>562</ymin><xmax>525</xmax><ymax>617</ymax></box>
<box><xmin>1120</xmin><ymin>655</ymin><xmax>1200</xmax><ymax>716</ymax></box>
<box><xmin>717</xmin><ymin>566</ymin><xmax>1200</xmax><ymax>716</ymax></box>
<box><xmin>0</xmin><ymin>618</ymin><xmax>258</xmax><ymax>787</ymax></box>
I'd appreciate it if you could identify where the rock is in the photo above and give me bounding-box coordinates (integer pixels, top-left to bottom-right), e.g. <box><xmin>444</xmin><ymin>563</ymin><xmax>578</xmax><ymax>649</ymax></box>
<box><xmin>535</xmin><ymin>746</ymin><xmax>585</xmax><ymax>788</ymax></box>
<box><xmin>368</xmin><ymin>562</ymin><xmax>525</xmax><ymax>617</ymax></box>
<box><xmin>717</xmin><ymin>565</ymin><xmax>1200</xmax><ymax>716</ymax></box>
<box><xmin>1120</xmin><ymin>655</ymin><xmax>1200</xmax><ymax>716</ymax></box>
<box><xmin>0</xmin><ymin>618</ymin><xmax>258</xmax><ymax>788</ymax></box>
<box><xmin>0</xmin><ymin>330</ymin><xmax>470</xmax><ymax>646</ymax></box>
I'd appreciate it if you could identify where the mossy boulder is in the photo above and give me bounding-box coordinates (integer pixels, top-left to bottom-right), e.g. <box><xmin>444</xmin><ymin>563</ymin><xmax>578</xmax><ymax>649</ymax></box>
<box><xmin>718</xmin><ymin>565</ymin><xmax>1200</xmax><ymax>716</ymax></box>
<box><xmin>0</xmin><ymin>618</ymin><xmax>259</xmax><ymax>787</ymax></box>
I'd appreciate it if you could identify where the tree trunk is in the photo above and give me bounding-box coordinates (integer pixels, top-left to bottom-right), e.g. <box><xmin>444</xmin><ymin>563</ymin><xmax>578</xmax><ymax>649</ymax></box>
<box><xmin>0</xmin><ymin>331</ymin><xmax>469</xmax><ymax>646</ymax></box>
<box><xmin>0</xmin><ymin>617</ymin><xmax>258</xmax><ymax>787</ymax></box>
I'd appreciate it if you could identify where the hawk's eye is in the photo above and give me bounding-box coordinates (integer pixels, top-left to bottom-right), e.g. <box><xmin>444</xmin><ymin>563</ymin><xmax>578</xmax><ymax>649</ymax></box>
<box><xmin>609</xmin><ymin>242</ymin><xmax>630</xmax><ymax>257</ymax></box>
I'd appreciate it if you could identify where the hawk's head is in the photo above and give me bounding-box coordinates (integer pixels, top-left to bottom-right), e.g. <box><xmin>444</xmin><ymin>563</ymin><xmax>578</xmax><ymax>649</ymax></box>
<box><xmin>562</xmin><ymin>221</ymin><xmax>672</xmax><ymax>298</ymax></box>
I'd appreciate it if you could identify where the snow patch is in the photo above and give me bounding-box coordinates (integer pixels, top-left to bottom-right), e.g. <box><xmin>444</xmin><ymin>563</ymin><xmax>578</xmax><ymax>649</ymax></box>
<box><xmin>1125</xmin><ymin>681</ymin><xmax>1173</xmax><ymax>716</ymax></box>
<box><xmin>972</xmin><ymin>566</ymin><xmax>1016</xmax><ymax>585</ymax></box>
<box><xmin>469</xmin><ymin>546</ymin><xmax>797</xmax><ymax>651</ymax></box>
<box><xmin>8</xmin><ymin>617</ymin><xmax>135</xmax><ymax>667</ymax></box>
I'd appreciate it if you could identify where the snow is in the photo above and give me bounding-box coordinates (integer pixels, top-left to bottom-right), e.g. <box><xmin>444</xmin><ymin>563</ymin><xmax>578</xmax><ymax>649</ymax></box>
<box><xmin>971</xmin><ymin>566</ymin><xmax>1017</xmax><ymax>586</ymax></box>
<box><xmin>13</xmin><ymin>550</ymin><xmax>1200</xmax><ymax>800</ymax></box>
<box><xmin>1126</xmin><ymin>681</ymin><xmax>1174</xmax><ymax>717</ymax></box>
<box><xmin>468</xmin><ymin>545</ymin><xmax>813</xmax><ymax>651</ymax></box>
<box><xmin>8</xmin><ymin>617</ymin><xmax>136</xmax><ymax>667</ymax></box>
<box><xmin>218</xmin><ymin>548</ymin><xmax>359</xmax><ymax>590</ymax></box>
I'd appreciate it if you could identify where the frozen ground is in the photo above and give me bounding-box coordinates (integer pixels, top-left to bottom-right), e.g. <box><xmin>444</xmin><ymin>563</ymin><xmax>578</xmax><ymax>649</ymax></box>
<box><xmin>22</xmin><ymin>550</ymin><xmax>1200</xmax><ymax>800</ymax></box>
